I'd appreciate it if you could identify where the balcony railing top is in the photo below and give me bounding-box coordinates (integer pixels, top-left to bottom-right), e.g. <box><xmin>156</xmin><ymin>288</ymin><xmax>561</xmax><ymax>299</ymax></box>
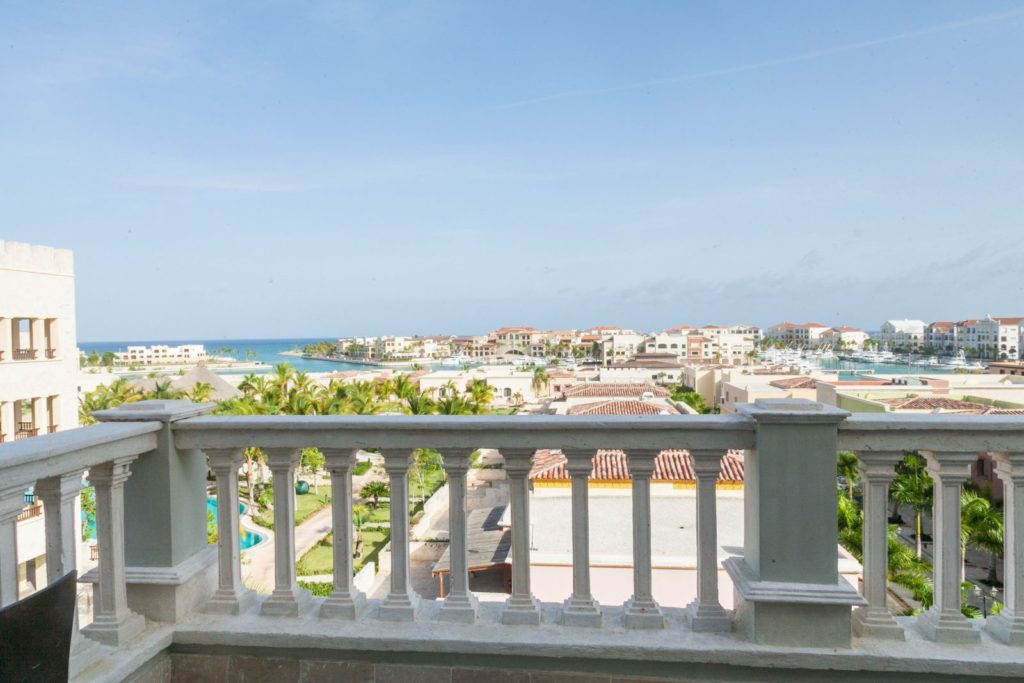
<box><xmin>172</xmin><ymin>413</ymin><xmax>757</xmax><ymax>452</ymax></box>
<box><xmin>839</xmin><ymin>412</ymin><xmax>1024</xmax><ymax>452</ymax></box>
<box><xmin>0</xmin><ymin>421</ymin><xmax>160</xmax><ymax>492</ymax></box>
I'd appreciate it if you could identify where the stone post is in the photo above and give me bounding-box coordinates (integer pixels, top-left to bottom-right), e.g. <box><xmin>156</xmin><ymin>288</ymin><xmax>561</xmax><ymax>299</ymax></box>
<box><xmin>30</xmin><ymin>317</ymin><xmax>45</xmax><ymax>354</ymax></box>
<box><xmin>82</xmin><ymin>457</ymin><xmax>146</xmax><ymax>646</ymax></box>
<box><xmin>852</xmin><ymin>451</ymin><xmax>905</xmax><ymax>640</ymax></box>
<box><xmin>623</xmin><ymin>449</ymin><xmax>664</xmax><ymax>629</ymax></box>
<box><xmin>378</xmin><ymin>449</ymin><xmax>418</xmax><ymax>621</ymax></box>
<box><xmin>918</xmin><ymin>451</ymin><xmax>980</xmax><ymax>643</ymax></box>
<box><xmin>687</xmin><ymin>449</ymin><xmax>731</xmax><ymax>632</ymax></box>
<box><xmin>439</xmin><ymin>449</ymin><xmax>478</xmax><ymax>622</ymax></box>
<box><xmin>501</xmin><ymin>449</ymin><xmax>542</xmax><ymax>625</ymax></box>
<box><xmin>261</xmin><ymin>447</ymin><xmax>310</xmax><ymax>616</ymax></box>
<box><xmin>561</xmin><ymin>449</ymin><xmax>602</xmax><ymax>627</ymax></box>
<box><xmin>727</xmin><ymin>399</ymin><xmax>864</xmax><ymax>647</ymax></box>
<box><xmin>320</xmin><ymin>448</ymin><xmax>365</xmax><ymax>619</ymax></box>
<box><xmin>988</xmin><ymin>452</ymin><xmax>1024</xmax><ymax>644</ymax></box>
<box><xmin>205</xmin><ymin>448</ymin><xmax>254</xmax><ymax>615</ymax></box>
<box><xmin>0</xmin><ymin>486</ymin><xmax>25</xmax><ymax>607</ymax></box>
<box><xmin>92</xmin><ymin>400</ymin><xmax>217</xmax><ymax>622</ymax></box>
<box><xmin>0</xmin><ymin>316</ymin><xmax>11</xmax><ymax>360</ymax></box>
<box><xmin>0</xmin><ymin>401</ymin><xmax>14</xmax><ymax>443</ymax></box>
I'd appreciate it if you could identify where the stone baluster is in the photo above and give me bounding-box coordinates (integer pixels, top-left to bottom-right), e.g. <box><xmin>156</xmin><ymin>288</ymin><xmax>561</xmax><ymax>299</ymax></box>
<box><xmin>439</xmin><ymin>449</ymin><xmax>478</xmax><ymax>622</ymax></box>
<box><xmin>320</xmin><ymin>448</ymin><xmax>365</xmax><ymax>619</ymax></box>
<box><xmin>988</xmin><ymin>452</ymin><xmax>1024</xmax><ymax>644</ymax></box>
<box><xmin>0</xmin><ymin>486</ymin><xmax>25</xmax><ymax>607</ymax></box>
<box><xmin>35</xmin><ymin>471</ymin><xmax>100</xmax><ymax>673</ymax></box>
<box><xmin>852</xmin><ymin>451</ymin><xmax>905</xmax><ymax>640</ymax></box>
<box><xmin>205</xmin><ymin>448</ymin><xmax>254</xmax><ymax>615</ymax></box>
<box><xmin>561</xmin><ymin>449</ymin><xmax>602</xmax><ymax>627</ymax></box>
<box><xmin>687</xmin><ymin>449</ymin><xmax>731</xmax><ymax>632</ymax></box>
<box><xmin>623</xmin><ymin>449</ymin><xmax>664</xmax><ymax>628</ymax></box>
<box><xmin>261</xmin><ymin>447</ymin><xmax>309</xmax><ymax>616</ymax></box>
<box><xmin>378</xmin><ymin>450</ymin><xmax>418</xmax><ymax>621</ymax></box>
<box><xmin>918</xmin><ymin>451</ymin><xmax>980</xmax><ymax>643</ymax></box>
<box><xmin>500</xmin><ymin>449</ymin><xmax>542</xmax><ymax>625</ymax></box>
<box><xmin>82</xmin><ymin>458</ymin><xmax>146</xmax><ymax>646</ymax></box>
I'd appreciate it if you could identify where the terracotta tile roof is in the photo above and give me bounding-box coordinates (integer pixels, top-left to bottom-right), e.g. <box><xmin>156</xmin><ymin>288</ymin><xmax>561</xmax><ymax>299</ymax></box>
<box><xmin>880</xmin><ymin>397</ymin><xmax>991</xmax><ymax>412</ymax></box>
<box><xmin>529</xmin><ymin>449</ymin><xmax>745</xmax><ymax>483</ymax></box>
<box><xmin>563</xmin><ymin>383</ymin><xmax>670</xmax><ymax>398</ymax></box>
<box><xmin>996</xmin><ymin>317</ymin><xmax>1024</xmax><ymax>325</ymax></box>
<box><xmin>984</xmin><ymin>408</ymin><xmax>1024</xmax><ymax>415</ymax></box>
<box><xmin>567</xmin><ymin>400</ymin><xmax>679</xmax><ymax>416</ymax></box>
<box><xmin>829</xmin><ymin>326</ymin><xmax>863</xmax><ymax>333</ymax></box>
<box><xmin>769</xmin><ymin>376</ymin><xmax>819</xmax><ymax>389</ymax></box>
<box><xmin>664</xmin><ymin>325</ymin><xmax>695</xmax><ymax>333</ymax></box>
<box><xmin>928</xmin><ymin>321</ymin><xmax>955</xmax><ymax>329</ymax></box>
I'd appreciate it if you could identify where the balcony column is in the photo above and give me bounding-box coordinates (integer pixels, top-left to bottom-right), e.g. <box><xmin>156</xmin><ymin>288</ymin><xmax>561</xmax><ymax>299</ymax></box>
<box><xmin>261</xmin><ymin>447</ymin><xmax>309</xmax><ymax>616</ymax></box>
<box><xmin>623</xmin><ymin>449</ymin><xmax>664</xmax><ymax>629</ymax></box>
<box><xmin>439</xmin><ymin>449</ymin><xmax>478</xmax><ymax>622</ymax></box>
<box><xmin>0</xmin><ymin>401</ymin><xmax>14</xmax><ymax>442</ymax></box>
<box><xmin>82</xmin><ymin>458</ymin><xmax>146</xmax><ymax>646</ymax></box>
<box><xmin>0</xmin><ymin>317</ymin><xmax>10</xmax><ymax>360</ymax></box>
<box><xmin>30</xmin><ymin>317</ymin><xmax>44</xmax><ymax>354</ymax></box>
<box><xmin>35</xmin><ymin>471</ymin><xmax>85</xmax><ymax>585</ymax></box>
<box><xmin>500</xmin><ymin>449</ymin><xmax>542</xmax><ymax>625</ymax></box>
<box><xmin>687</xmin><ymin>449</ymin><xmax>731</xmax><ymax>632</ymax></box>
<box><xmin>0</xmin><ymin>486</ymin><xmax>26</xmax><ymax>606</ymax></box>
<box><xmin>852</xmin><ymin>451</ymin><xmax>905</xmax><ymax>640</ymax></box>
<box><xmin>989</xmin><ymin>452</ymin><xmax>1024</xmax><ymax>644</ymax></box>
<box><xmin>31</xmin><ymin>396</ymin><xmax>47</xmax><ymax>433</ymax></box>
<box><xmin>45</xmin><ymin>318</ymin><xmax>58</xmax><ymax>356</ymax></box>
<box><xmin>320</xmin><ymin>448</ymin><xmax>365</xmax><ymax>619</ymax></box>
<box><xmin>728</xmin><ymin>399</ymin><xmax>864</xmax><ymax>648</ymax></box>
<box><xmin>205</xmin><ymin>448</ymin><xmax>254</xmax><ymax>615</ymax></box>
<box><xmin>918</xmin><ymin>451</ymin><xmax>980</xmax><ymax>643</ymax></box>
<box><xmin>378</xmin><ymin>449</ymin><xmax>418</xmax><ymax>621</ymax></box>
<box><xmin>561</xmin><ymin>449</ymin><xmax>602</xmax><ymax>627</ymax></box>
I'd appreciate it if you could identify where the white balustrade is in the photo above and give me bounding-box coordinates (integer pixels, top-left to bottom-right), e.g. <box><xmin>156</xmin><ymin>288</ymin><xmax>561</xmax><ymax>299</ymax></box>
<box><xmin>0</xmin><ymin>486</ymin><xmax>25</xmax><ymax>607</ymax></box>
<box><xmin>561</xmin><ymin>449</ymin><xmax>602</xmax><ymax>627</ymax></box>
<box><xmin>851</xmin><ymin>450</ymin><xmax>905</xmax><ymax>640</ymax></box>
<box><xmin>989</xmin><ymin>452</ymin><xmax>1024</xmax><ymax>644</ymax></box>
<box><xmin>82</xmin><ymin>457</ymin><xmax>147</xmax><ymax>646</ymax></box>
<box><xmin>320</xmin><ymin>447</ymin><xmax>366</xmax><ymax>619</ymax></box>
<box><xmin>500</xmin><ymin>448</ymin><xmax>542</xmax><ymax>625</ymax></box>
<box><xmin>205</xmin><ymin>448</ymin><xmax>254</xmax><ymax>615</ymax></box>
<box><xmin>438</xmin><ymin>449</ymin><xmax>478</xmax><ymax>622</ymax></box>
<box><xmin>378</xmin><ymin>449</ymin><xmax>418</xmax><ymax>620</ymax></box>
<box><xmin>623</xmin><ymin>449</ymin><xmax>664</xmax><ymax>629</ymax></box>
<box><xmin>261</xmin><ymin>447</ymin><xmax>308</xmax><ymax>616</ymax></box>
<box><xmin>686</xmin><ymin>448</ymin><xmax>731</xmax><ymax>632</ymax></box>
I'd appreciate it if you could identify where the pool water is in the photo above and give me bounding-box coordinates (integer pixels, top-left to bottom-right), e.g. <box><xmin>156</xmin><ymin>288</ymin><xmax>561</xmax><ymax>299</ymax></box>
<box><xmin>207</xmin><ymin>497</ymin><xmax>264</xmax><ymax>549</ymax></box>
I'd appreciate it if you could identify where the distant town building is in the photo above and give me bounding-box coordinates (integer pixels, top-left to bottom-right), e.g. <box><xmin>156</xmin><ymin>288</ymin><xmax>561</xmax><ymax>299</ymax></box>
<box><xmin>116</xmin><ymin>344</ymin><xmax>208</xmax><ymax>366</ymax></box>
<box><xmin>820</xmin><ymin>326</ymin><xmax>869</xmax><ymax>349</ymax></box>
<box><xmin>766</xmin><ymin>322</ymin><xmax>831</xmax><ymax>349</ymax></box>
<box><xmin>877</xmin><ymin>319</ymin><xmax>926</xmax><ymax>350</ymax></box>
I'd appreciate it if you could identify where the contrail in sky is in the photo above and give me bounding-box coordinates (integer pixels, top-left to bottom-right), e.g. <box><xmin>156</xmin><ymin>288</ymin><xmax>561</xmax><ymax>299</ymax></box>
<box><xmin>484</xmin><ymin>6</ymin><xmax>1024</xmax><ymax>111</ymax></box>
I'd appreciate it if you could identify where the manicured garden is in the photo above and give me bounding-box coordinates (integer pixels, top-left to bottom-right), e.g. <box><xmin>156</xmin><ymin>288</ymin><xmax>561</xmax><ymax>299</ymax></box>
<box><xmin>244</xmin><ymin>483</ymin><xmax>332</xmax><ymax>530</ymax></box>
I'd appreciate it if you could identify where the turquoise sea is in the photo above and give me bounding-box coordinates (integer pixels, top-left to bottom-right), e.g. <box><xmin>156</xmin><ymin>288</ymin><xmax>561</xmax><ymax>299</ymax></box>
<box><xmin>77</xmin><ymin>338</ymin><xmax>365</xmax><ymax>374</ymax></box>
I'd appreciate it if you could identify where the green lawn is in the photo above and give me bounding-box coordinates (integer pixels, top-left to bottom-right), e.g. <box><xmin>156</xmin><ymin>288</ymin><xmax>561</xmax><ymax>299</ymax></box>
<box><xmin>353</xmin><ymin>460</ymin><xmax>372</xmax><ymax>476</ymax></box>
<box><xmin>295</xmin><ymin>529</ymin><xmax>390</xmax><ymax>576</ymax></box>
<box><xmin>250</xmin><ymin>485</ymin><xmax>332</xmax><ymax>529</ymax></box>
<box><xmin>409</xmin><ymin>467</ymin><xmax>446</xmax><ymax>502</ymax></box>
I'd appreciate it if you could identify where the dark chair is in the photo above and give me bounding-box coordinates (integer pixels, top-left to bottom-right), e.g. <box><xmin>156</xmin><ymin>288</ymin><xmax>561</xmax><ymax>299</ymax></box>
<box><xmin>0</xmin><ymin>570</ymin><xmax>78</xmax><ymax>682</ymax></box>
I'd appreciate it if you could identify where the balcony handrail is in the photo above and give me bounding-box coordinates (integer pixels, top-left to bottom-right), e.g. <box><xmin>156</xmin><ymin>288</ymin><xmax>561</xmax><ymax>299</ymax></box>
<box><xmin>0</xmin><ymin>422</ymin><xmax>161</xmax><ymax>492</ymax></box>
<box><xmin>838</xmin><ymin>413</ymin><xmax>1024</xmax><ymax>452</ymax></box>
<box><xmin>172</xmin><ymin>413</ymin><xmax>758</xmax><ymax>452</ymax></box>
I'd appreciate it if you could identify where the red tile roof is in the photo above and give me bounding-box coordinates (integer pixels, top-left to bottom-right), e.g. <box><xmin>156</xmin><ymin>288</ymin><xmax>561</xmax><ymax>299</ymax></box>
<box><xmin>563</xmin><ymin>383</ymin><xmax>670</xmax><ymax>398</ymax></box>
<box><xmin>530</xmin><ymin>449</ymin><xmax>745</xmax><ymax>483</ymax></box>
<box><xmin>996</xmin><ymin>317</ymin><xmax>1024</xmax><ymax>325</ymax></box>
<box><xmin>567</xmin><ymin>400</ymin><xmax>679</xmax><ymax>416</ymax></box>
<box><xmin>984</xmin><ymin>408</ymin><xmax>1024</xmax><ymax>415</ymax></box>
<box><xmin>769</xmin><ymin>376</ymin><xmax>819</xmax><ymax>389</ymax></box>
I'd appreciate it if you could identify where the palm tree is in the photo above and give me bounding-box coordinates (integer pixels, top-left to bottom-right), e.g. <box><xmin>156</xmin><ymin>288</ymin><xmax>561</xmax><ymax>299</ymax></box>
<box><xmin>392</xmin><ymin>374</ymin><xmax>415</xmax><ymax>401</ymax></box>
<box><xmin>531</xmin><ymin>367</ymin><xmax>550</xmax><ymax>398</ymax></box>
<box><xmin>468</xmin><ymin>378</ymin><xmax>494</xmax><ymax>412</ymax></box>
<box><xmin>270</xmin><ymin>362</ymin><xmax>295</xmax><ymax>396</ymax></box>
<box><xmin>960</xmin><ymin>489</ymin><xmax>1003</xmax><ymax>585</ymax></box>
<box><xmin>107</xmin><ymin>378</ymin><xmax>142</xmax><ymax>405</ymax></box>
<box><xmin>404</xmin><ymin>389</ymin><xmax>435</xmax><ymax>415</ymax></box>
<box><xmin>836</xmin><ymin>452</ymin><xmax>860</xmax><ymax>500</ymax></box>
<box><xmin>436</xmin><ymin>394</ymin><xmax>473</xmax><ymax>415</ymax></box>
<box><xmin>360</xmin><ymin>481</ymin><xmax>390</xmax><ymax>508</ymax></box>
<box><xmin>187</xmin><ymin>382</ymin><xmax>214</xmax><ymax>403</ymax></box>
<box><xmin>148</xmin><ymin>380</ymin><xmax>185</xmax><ymax>400</ymax></box>
<box><xmin>890</xmin><ymin>454</ymin><xmax>933</xmax><ymax>558</ymax></box>
<box><xmin>242</xmin><ymin>447</ymin><xmax>264</xmax><ymax>508</ymax></box>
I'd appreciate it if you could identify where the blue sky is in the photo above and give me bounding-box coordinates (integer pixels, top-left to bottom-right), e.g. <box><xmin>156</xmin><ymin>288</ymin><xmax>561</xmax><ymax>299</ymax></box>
<box><xmin>2</xmin><ymin>1</ymin><xmax>1022</xmax><ymax>341</ymax></box>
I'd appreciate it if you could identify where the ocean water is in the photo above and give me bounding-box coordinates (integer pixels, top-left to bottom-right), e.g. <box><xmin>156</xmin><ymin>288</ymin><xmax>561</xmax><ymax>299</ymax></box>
<box><xmin>77</xmin><ymin>338</ymin><xmax>367</xmax><ymax>374</ymax></box>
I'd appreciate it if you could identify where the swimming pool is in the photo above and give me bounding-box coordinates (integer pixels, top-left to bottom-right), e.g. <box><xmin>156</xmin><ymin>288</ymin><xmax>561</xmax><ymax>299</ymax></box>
<box><xmin>207</xmin><ymin>497</ymin><xmax>265</xmax><ymax>550</ymax></box>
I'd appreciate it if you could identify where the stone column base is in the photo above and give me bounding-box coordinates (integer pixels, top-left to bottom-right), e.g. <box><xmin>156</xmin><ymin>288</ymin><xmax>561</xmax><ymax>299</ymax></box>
<box><xmin>378</xmin><ymin>593</ymin><xmax>420</xmax><ymax>621</ymax></box>
<box><xmin>438</xmin><ymin>593</ymin><xmax>479</xmax><ymax>623</ymax></box>
<box><xmin>82</xmin><ymin>610</ymin><xmax>146</xmax><ymax>647</ymax></box>
<box><xmin>986</xmin><ymin>609</ymin><xmax>1024</xmax><ymax>645</ymax></box>
<box><xmin>918</xmin><ymin>606</ymin><xmax>981</xmax><ymax>644</ymax></box>
<box><xmin>725</xmin><ymin>558</ymin><xmax>865</xmax><ymax>648</ymax></box>
<box><xmin>260</xmin><ymin>587</ymin><xmax>312</xmax><ymax>617</ymax></box>
<box><xmin>320</xmin><ymin>591</ymin><xmax>367</xmax><ymax>620</ymax></box>
<box><xmin>623</xmin><ymin>597</ymin><xmax>666</xmax><ymax>629</ymax></box>
<box><xmin>852</xmin><ymin>605</ymin><xmax>905</xmax><ymax>640</ymax></box>
<box><xmin>501</xmin><ymin>595</ymin><xmax>542</xmax><ymax>625</ymax></box>
<box><xmin>561</xmin><ymin>596</ymin><xmax>603</xmax><ymax>628</ymax></box>
<box><xmin>81</xmin><ymin>546</ymin><xmax>217</xmax><ymax>623</ymax></box>
<box><xmin>686</xmin><ymin>599</ymin><xmax>732</xmax><ymax>632</ymax></box>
